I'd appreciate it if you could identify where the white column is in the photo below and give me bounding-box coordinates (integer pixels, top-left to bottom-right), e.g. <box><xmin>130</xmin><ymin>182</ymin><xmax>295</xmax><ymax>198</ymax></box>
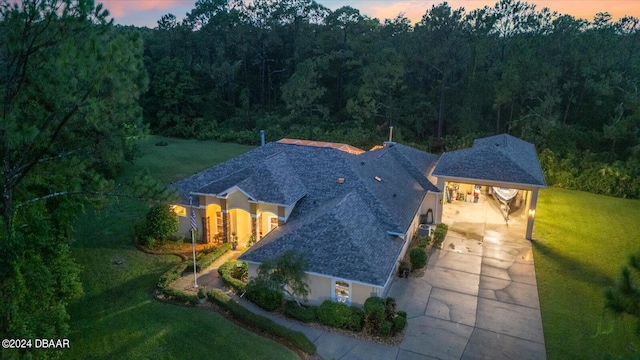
<box><xmin>526</xmin><ymin>188</ymin><xmax>539</xmax><ymax>240</ymax></box>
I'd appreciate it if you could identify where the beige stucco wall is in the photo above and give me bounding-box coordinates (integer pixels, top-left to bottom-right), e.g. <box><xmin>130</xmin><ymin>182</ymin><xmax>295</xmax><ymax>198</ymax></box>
<box><xmin>257</xmin><ymin>202</ymin><xmax>278</xmax><ymax>215</ymax></box>
<box><xmin>351</xmin><ymin>283</ymin><xmax>379</xmax><ymax>307</ymax></box>
<box><xmin>176</xmin><ymin>213</ymin><xmax>192</xmax><ymax>239</ymax></box>
<box><xmin>304</xmin><ymin>274</ymin><xmax>333</xmax><ymax>306</ymax></box>
<box><xmin>246</xmin><ymin>264</ymin><xmax>380</xmax><ymax>308</ymax></box>
<box><xmin>227</xmin><ymin>190</ymin><xmax>250</xmax><ymax>212</ymax></box>
<box><xmin>176</xmin><ymin>207</ymin><xmax>204</xmax><ymax>241</ymax></box>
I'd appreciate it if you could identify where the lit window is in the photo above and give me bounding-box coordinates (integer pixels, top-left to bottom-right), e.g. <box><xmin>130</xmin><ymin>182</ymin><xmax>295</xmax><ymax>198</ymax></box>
<box><xmin>216</xmin><ymin>212</ymin><xmax>223</xmax><ymax>234</ymax></box>
<box><xmin>269</xmin><ymin>216</ymin><xmax>278</xmax><ymax>232</ymax></box>
<box><xmin>334</xmin><ymin>280</ymin><xmax>350</xmax><ymax>304</ymax></box>
<box><xmin>172</xmin><ymin>205</ymin><xmax>186</xmax><ymax>217</ymax></box>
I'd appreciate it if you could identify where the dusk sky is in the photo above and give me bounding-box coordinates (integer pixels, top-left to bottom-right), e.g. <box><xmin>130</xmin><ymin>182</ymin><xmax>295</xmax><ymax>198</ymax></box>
<box><xmin>101</xmin><ymin>0</ymin><xmax>640</xmax><ymax>28</ymax></box>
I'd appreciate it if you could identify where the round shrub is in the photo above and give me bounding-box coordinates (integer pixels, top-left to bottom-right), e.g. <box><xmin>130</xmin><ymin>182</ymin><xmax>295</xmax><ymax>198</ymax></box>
<box><xmin>318</xmin><ymin>300</ymin><xmax>350</xmax><ymax>328</ymax></box>
<box><xmin>392</xmin><ymin>314</ymin><xmax>407</xmax><ymax>335</ymax></box>
<box><xmin>380</xmin><ymin>320</ymin><xmax>393</xmax><ymax>337</ymax></box>
<box><xmin>246</xmin><ymin>280</ymin><xmax>283</xmax><ymax>311</ymax></box>
<box><xmin>141</xmin><ymin>204</ymin><xmax>178</xmax><ymax>244</ymax></box>
<box><xmin>409</xmin><ymin>248</ymin><xmax>427</xmax><ymax>270</ymax></box>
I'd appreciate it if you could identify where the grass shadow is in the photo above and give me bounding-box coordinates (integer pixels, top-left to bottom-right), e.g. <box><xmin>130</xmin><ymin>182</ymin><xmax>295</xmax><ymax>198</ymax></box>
<box><xmin>532</xmin><ymin>239</ymin><xmax>613</xmax><ymax>287</ymax></box>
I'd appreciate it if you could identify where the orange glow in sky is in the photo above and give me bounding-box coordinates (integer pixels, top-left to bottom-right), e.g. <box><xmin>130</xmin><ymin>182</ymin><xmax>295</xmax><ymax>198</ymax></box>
<box><xmin>100</xmin><ymin>0</ymin><xmax>640</xmax><ymax>28</ymax></box>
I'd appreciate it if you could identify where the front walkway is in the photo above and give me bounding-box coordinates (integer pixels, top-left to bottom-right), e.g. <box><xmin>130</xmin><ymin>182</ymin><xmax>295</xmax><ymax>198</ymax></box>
<box><xmin>168</xmin><ymin>196</ymin><xmax>546</xmax><ymax>360</ymax></box>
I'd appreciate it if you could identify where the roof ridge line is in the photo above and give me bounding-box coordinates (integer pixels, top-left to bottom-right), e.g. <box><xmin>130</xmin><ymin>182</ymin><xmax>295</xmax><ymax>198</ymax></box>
<box><xmin>198</xmin><ymin>166</ymin><xmax>253</xmax><ymax>194</ymax></box>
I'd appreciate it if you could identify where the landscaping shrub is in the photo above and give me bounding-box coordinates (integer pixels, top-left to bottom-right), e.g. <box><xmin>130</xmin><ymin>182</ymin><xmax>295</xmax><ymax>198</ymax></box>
<box><xmin>433</xmin><ymin>223</ymin><xmax>449</xmax><ymax>247</ymax></box>
<box><xmin>140</xmin><ymin>235</ymin><xmax>155</xmax><ymax>247</ymax></box>
<box><xmin>162</xmin><ymin>288</ymin><xmax>199</xmax><ymax>305</ymax></box>
<box><xmin>392</xmin><ymin>314</ymin><xmax>407</xmax><ymax>334</ymax></box>
<box><xmin>409</xmin><ymin>248</ymin><xmax>427</xmax><ymax>270</ymax></box>
<box><xmin>385</xmin><ymin>297</ymin><xmax>397</xmax><ymax>318</ymax></box>
<box><xmin>194</xmin><ymin>243</ymin><xmax>231</xmax><ymax>272</ymax></box>
<box><xmin>398</xmin><ymin>260</ymin><xmax>410</xmax><ymax>277</ymax></box>
<box><xmin>284</xmin><ymin>301</ymin><xmax>318</xmax><ymax>323</ymax></box>
<box><xmin>141</xmin><ymin>204</ymin><xmax>179</xmax><ymax>244</ymax></box>
<box><xmin>416</xmin><ymin>235</ymin><xmax>430</xmax><ymax>249</ymax></box>
<box><xmin>218</xmin><ymin>260</ymin><xmax>248</xmax><ymax>293</ymax></box>
<box><xmin>157</xmin><ymin>262</ymin><xmax>189</xmax><ymax>290</ymax></box>
<box><xmin>230</xmin><ymin>261</ymin><xmax>248</xmax><ymax>281</ymax></box>
<box><xmin>246</xmin><ymin>279</ymin><xmax>283</xmax><ymax>311</ymax></box>
<box><xmin>207</xmin><ymin>289</ymin><xmax>316</xmax><ymax>355</ymax></box>
<box><xmin>364</xmin><ymin>296</ymin><xmax>406</xmax><ymax>337</ymax></box>
<box><xmin>317</xmin><ymin>300</ymin><xmax>363</xmax><ymax>331</ymax></box>
<box><xmin>364</xmin><ymin>297</ymin><xmax>386</xmax><ymax>334</ymax></box>
<box><xmin>346</xmin><ymin>306</ymin><xmax>364</xmax><ymax>331</ymax></box>
<box><xmin>380</xmin><ymin>320</ymin><xmax>393</xmax><ymax>337</ymax></box>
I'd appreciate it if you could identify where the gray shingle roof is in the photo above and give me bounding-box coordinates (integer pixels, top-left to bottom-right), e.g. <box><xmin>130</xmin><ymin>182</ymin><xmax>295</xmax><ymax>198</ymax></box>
<box><xmin>240</xmin><ymin>192</ymin><xmax>404</xmax><ymax>286</ymax></box>
<box><xmin>173</xmin><ymin>140</ymin><xmax>441</xmax><ymax>287</ymax></box>
<box><xmin>171</xmin><ymin>145</ymin><xmax>307</xmax><ymax>206</ymax></box>
<box><xmin>432</xmin><ymin>134</ymin><xmax>546</xmax><ymax>187</ymax></box>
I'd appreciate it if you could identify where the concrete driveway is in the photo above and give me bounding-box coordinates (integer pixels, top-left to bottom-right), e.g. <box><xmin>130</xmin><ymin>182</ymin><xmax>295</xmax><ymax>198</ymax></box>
<box><xmin>388</xmin><ymin>197</ymin><xmax>546</xmax><ymax>360</ymax></box>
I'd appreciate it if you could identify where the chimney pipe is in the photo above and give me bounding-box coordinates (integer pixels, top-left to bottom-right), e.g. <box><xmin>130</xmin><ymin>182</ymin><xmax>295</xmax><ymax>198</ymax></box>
<box><xmin>260</xmin><ymin>130</ymin><xmax>265</xmax><ymax>146</ymax></box>
<box><xmin>388</xmin><ymin>126</ymin><xmax>394</xmax><ymax>142</ymax></box>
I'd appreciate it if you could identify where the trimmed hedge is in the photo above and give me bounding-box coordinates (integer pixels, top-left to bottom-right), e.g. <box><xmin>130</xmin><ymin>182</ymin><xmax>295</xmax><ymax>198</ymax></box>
<box><xmin>284</xmin><ymin>301</ymin><xmax>317</xmax><ymax>323</ymax></box>
<box><xmin>409</xmin><ymin>248</ymin><xmax>427</xmax><ymax>270</ymax></box>
<box><xmin>193</xmin><ymin>243</ymin><xmax>231</xmax><ymax>272</ymax></box>
<box><xmin>317</xmin><ymin>300</ymin><xmax>363</xmax><ymax>331</ymax></box>
<box><xmin>433</xmin><ymin>223</ymin><xmax>449</xmax><ymax>247</ymax></box>
<box><xmin>162</xmin><ymin>288</ymin><xmax>199</xmax><ymax>305</ymax></box>
<box><xmin>157</xmin><ymin>262</ymin><xmax>189</xmax><ymax>290</ymax></box>
<box><xmin>246</xmin><ymin>280</ymin><xmax>283</xmax><ymax>311</ymax></box>
<box><xmin>207</xmin><ymin>289</ymin><xmax>316</xmax><ymax>355</ymax></box>
<box><xmin>218</xmin><ymin>260</ymin><xmax>248</xmax><ymax>293</ymax></box>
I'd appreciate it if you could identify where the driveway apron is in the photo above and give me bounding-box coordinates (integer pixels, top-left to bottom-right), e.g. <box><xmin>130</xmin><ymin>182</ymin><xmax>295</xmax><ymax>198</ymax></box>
<box><xmin>389</xmin><ymin>197</ymin><xmax>546</xmax><ymax>360</ymax></box>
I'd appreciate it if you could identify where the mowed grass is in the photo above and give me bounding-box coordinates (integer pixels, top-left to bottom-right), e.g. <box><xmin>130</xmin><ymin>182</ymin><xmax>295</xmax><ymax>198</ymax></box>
<box><xmin>67</xmin><ymin>136</ymin><xmax>299</xmax><ymax>359</ymax></box>
<box><xmin>534</xmin><ymin>187</ymin><xmax>640</xmax><ymax>359</ymax></box>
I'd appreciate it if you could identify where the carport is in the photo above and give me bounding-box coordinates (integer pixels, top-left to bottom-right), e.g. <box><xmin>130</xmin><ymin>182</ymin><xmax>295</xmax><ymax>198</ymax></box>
<box><xmin>431</xmin><ymin>134</ymin><xmax>546</xmax><ymax>240</ymax></box>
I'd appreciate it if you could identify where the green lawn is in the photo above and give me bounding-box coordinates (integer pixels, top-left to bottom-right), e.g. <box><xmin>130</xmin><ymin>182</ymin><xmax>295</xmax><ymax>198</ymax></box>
<box><xmin>67</xmin><ymin>136</ymin><xmax>299</xmax><ymax>359</ymax></box>
<box><xmin>534</xmin><ymin>187</ymin><xmax>640</xmax><ymax>359</ymax></box>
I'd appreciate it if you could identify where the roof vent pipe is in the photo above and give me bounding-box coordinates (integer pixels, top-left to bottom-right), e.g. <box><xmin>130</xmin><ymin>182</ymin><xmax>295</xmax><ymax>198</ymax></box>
<box><xmin>388</xmin><ymin>126</ymin><xmax>394</xmax><ymax>142</ymax></box>
<box><xmin>260</xmin><ymin>130</ymin><xmax>265</xmax><ymax>146</ymax></box>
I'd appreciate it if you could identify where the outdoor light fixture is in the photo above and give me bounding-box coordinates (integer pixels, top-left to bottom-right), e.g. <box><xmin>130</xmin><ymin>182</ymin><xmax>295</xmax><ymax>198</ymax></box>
<box><xmin>528</xmin><ymin>209</ymin><xmax>536</xmax><ymax>217</ymax></box>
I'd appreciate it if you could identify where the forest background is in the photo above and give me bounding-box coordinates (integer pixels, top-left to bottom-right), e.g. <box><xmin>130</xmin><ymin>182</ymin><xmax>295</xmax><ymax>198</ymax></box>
<box><xmin>136</xmin><ymin>0</ymin><xmax>640</xmax><ymax>199</ymax></box>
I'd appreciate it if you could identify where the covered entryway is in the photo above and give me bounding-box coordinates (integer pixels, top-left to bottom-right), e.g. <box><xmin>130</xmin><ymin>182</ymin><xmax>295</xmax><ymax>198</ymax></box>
<box><xmin>432</xmin><ymin>134</ymin><xmax>546</xmax><ymax>240</ymax></box>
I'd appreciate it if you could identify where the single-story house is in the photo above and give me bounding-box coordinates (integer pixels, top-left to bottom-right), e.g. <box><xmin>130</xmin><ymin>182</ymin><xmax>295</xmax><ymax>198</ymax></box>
<box><xmin>169</xmin><ymin>134</ymin><xmax>545</xmax><ymax>306</ymax></box>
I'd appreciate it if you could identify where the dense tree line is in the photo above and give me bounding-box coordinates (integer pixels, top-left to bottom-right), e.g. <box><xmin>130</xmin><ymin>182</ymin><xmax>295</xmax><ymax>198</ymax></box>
<box><xmin>1</xmin><ymin>1</ymin><xmax>147</xmax><ymax>357</ymax></box>
<box><xmin>138</xmin><ymin>0</ymin><xmax>640</xmax><ymax>198</ymax></box>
